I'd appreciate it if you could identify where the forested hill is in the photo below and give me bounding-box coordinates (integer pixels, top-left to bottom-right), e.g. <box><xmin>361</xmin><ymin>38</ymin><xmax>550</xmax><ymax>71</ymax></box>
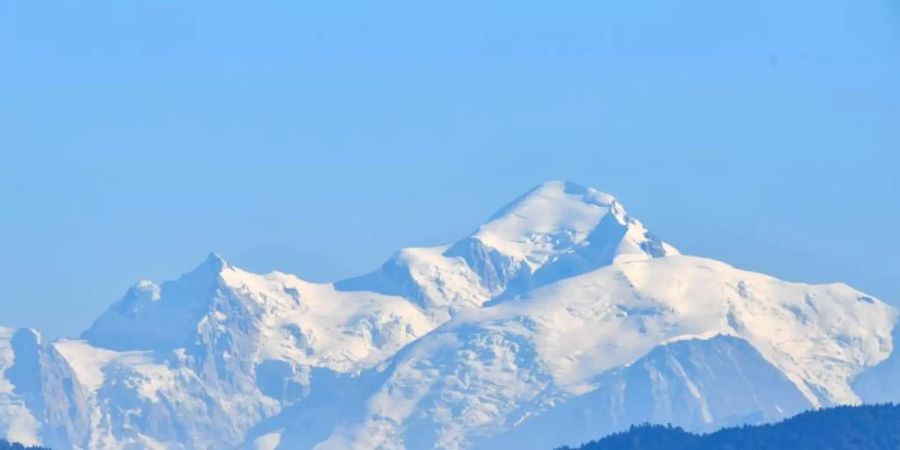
<box><xmin>0</xmin><ymin>440</ymin><xmax>49</xmax><ymax>450</ymax></box>
<box><xmin>558</xmin><ymin>404</ymin><xmax>900</xmax><ymax>450</ymax></box>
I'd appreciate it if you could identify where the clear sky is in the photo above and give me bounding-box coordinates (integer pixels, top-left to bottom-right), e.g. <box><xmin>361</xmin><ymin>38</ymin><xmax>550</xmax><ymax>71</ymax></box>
<box><xmin>1</xmin><ymin>0</ymin><xmax>898</xmax><ymax>338</ymax></box>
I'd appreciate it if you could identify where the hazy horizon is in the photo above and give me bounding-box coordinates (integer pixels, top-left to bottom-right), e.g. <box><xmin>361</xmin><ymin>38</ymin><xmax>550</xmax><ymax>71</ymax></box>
<box><xmin>2</xmin><ymin>0</ymin><xmax>899</xmax><ymax>338</ymax></box>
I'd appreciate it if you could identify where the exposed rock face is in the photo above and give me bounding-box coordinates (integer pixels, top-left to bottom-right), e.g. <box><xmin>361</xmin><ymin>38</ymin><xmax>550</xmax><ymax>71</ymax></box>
<box><xmin>0</xmin><ymin>329</ymin><xmax>89</xmax><ymax>449</ymax></box>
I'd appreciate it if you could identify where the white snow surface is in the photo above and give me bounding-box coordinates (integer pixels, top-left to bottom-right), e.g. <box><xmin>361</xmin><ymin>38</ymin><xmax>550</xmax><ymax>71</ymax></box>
<box><xmin>0</xmin><ymin>328</ymin><xmax>14</xmax><ymax>396</ymax></box>
<box><xmin>228</xmin><ymin>269</ymin><xmax>437</xmax><ymax>371</ymax></box>
<box><xmin>310</xmin><ymin>255</ymin><xmax>894</xmax><ymax>450</ymax></box>
<box><xmin>473</xmin><ymin>180</ymin><xmax>677</xmax><ymax>269</ymax></box>
<box><xmin>52</xmin><ymin>340</ymin><xmax>122</xmax><ymax>393</ymax></box>
<box><xmin>0</xmin><ymin>328</ymin><xmax>43</xmax><ymax>447</ymax></box>
<box><xmin>0</xmin><ymin>181</ymin><xmax>895</xmax><ymax>450</ymax></box>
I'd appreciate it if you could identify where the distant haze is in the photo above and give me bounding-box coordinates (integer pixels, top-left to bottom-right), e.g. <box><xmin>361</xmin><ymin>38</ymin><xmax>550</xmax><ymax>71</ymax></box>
<box><xmin>1</xmin><ymin>0</ymin><xmax>898</xmax><ymax>337</ymax></box>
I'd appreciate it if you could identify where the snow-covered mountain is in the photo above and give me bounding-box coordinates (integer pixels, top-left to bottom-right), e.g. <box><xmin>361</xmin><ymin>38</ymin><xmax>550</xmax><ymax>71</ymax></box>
<box><xmin>0</xmin><ymin>181</ymin><xmax>896</xmax><ymax>450</ymax></box>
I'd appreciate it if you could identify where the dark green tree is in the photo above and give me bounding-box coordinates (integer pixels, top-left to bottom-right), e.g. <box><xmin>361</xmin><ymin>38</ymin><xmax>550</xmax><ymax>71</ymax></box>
<box><xmin>558</xmin><ymin>404</ymin><xmax>900</xmax><ymax>450</ymax></box>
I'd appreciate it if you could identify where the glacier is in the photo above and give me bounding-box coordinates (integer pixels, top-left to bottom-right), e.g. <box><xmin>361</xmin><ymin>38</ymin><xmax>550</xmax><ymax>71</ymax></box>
<box><xmin>0</xmin><ymin>180</ymin><xmax>896</xmax><ymax>450</ymax></box>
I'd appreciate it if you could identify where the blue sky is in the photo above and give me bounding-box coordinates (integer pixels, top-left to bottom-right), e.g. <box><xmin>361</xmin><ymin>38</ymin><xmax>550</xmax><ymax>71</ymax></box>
<box><xmin>1</xmin><ymin>0</ymin><xmax>899</xmax><ymax>337</ymax></box>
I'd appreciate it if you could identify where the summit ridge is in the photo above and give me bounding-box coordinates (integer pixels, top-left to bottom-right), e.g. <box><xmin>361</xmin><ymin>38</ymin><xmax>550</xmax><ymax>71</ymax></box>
<box><xmin>0</xmin><ymin>182</ymin><xmax>895</xmax><ymax>450</ymax></box>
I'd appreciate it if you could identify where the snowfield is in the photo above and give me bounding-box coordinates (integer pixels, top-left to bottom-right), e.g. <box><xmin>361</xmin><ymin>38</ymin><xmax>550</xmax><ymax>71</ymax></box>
<box><xmin>0</xmin><ymin>181</ymin><xmax>896</xmax><ymax>450</ymax></box>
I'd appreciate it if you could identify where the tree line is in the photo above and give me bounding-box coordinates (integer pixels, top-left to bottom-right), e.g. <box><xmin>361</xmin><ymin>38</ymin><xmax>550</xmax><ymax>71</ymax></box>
<box><xmin>557</xmin><ymin>404</ymin><xmax>900</xmax><ymax>450</ymax></box>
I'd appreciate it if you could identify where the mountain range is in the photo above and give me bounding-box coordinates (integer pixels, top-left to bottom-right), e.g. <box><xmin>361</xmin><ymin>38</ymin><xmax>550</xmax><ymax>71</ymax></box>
<box><xmin>1</xmin><ymin>181</ymin><xmax>897</xmax><ymax>450</ymax></box>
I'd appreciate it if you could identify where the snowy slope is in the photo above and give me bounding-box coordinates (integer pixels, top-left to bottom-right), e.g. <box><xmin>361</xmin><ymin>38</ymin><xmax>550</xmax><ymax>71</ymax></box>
<box><xmin>301</xmin><ymin>255</ymin><xmax>894</xmax><ymax>450</ymax></box>
<box><xmin>60</xmin><ymin>253</ymin><xmax>436</xmax><ymax>449</ymax></box>
<box><xmin>84</xmin><ymin>253</ymin><xmax>434</xmax><ymax>371</ymax></box>
<box><xmin>854</xmin><ymin>326</ymin><xmax>900</xmax><ymax>403</ymax></box>
<box><xmin>0</xmin><ymin>327</ymin><xmax>42</xmax><ymax>446</ymax></box>
<box><xmin>336</xmin><ymin>181</ymin><xmax>677</xmax><ymax>318</ymax></box>
<box><xmin>0</xmin><ymin>181</ymin><xmax>896</xmax><ymax>450</ymax></box>
<box><xmin>0</xmin><ymin>328</ymin><xmax>89</xmax><ymax>449</ymax></box>
<box><xmin>479</xmin><ymin>335</ymin><xmax>812</xmax><ymax>450</ymax></box>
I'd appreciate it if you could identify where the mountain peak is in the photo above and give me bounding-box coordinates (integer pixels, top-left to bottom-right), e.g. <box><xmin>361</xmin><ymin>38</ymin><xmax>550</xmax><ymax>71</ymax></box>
<box><xmin>471</xmin><ymin>181</ymin><xmax>630</xmax><ymax>267</ymax></box>
<box><xmin>198</xmin><ymin>252</ymin><xmax>229</xmax><ymax>272</ymax></box>
<box><xmin>536</xmin><ymin>180</ymin><xmax>614</xmax><ymax>200</ymax></box>
<box><xmin>489</xmin><ymin>181</ymin><xmax>618</xmax><ymax>221</ymax></box>
<box><xmin>4</xmin><ymin>184</ymin><xmax>898</xmax><ymax>450</ymax></box>
<box><xmin>170</xmin><ymin>252</ymin><xmax>233</xmax><ymax>293</ymax></box>
<box><xmin>82</xmin><ymin>253</ymin><xmax>235</xmax><ymax>351</ymax></box>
